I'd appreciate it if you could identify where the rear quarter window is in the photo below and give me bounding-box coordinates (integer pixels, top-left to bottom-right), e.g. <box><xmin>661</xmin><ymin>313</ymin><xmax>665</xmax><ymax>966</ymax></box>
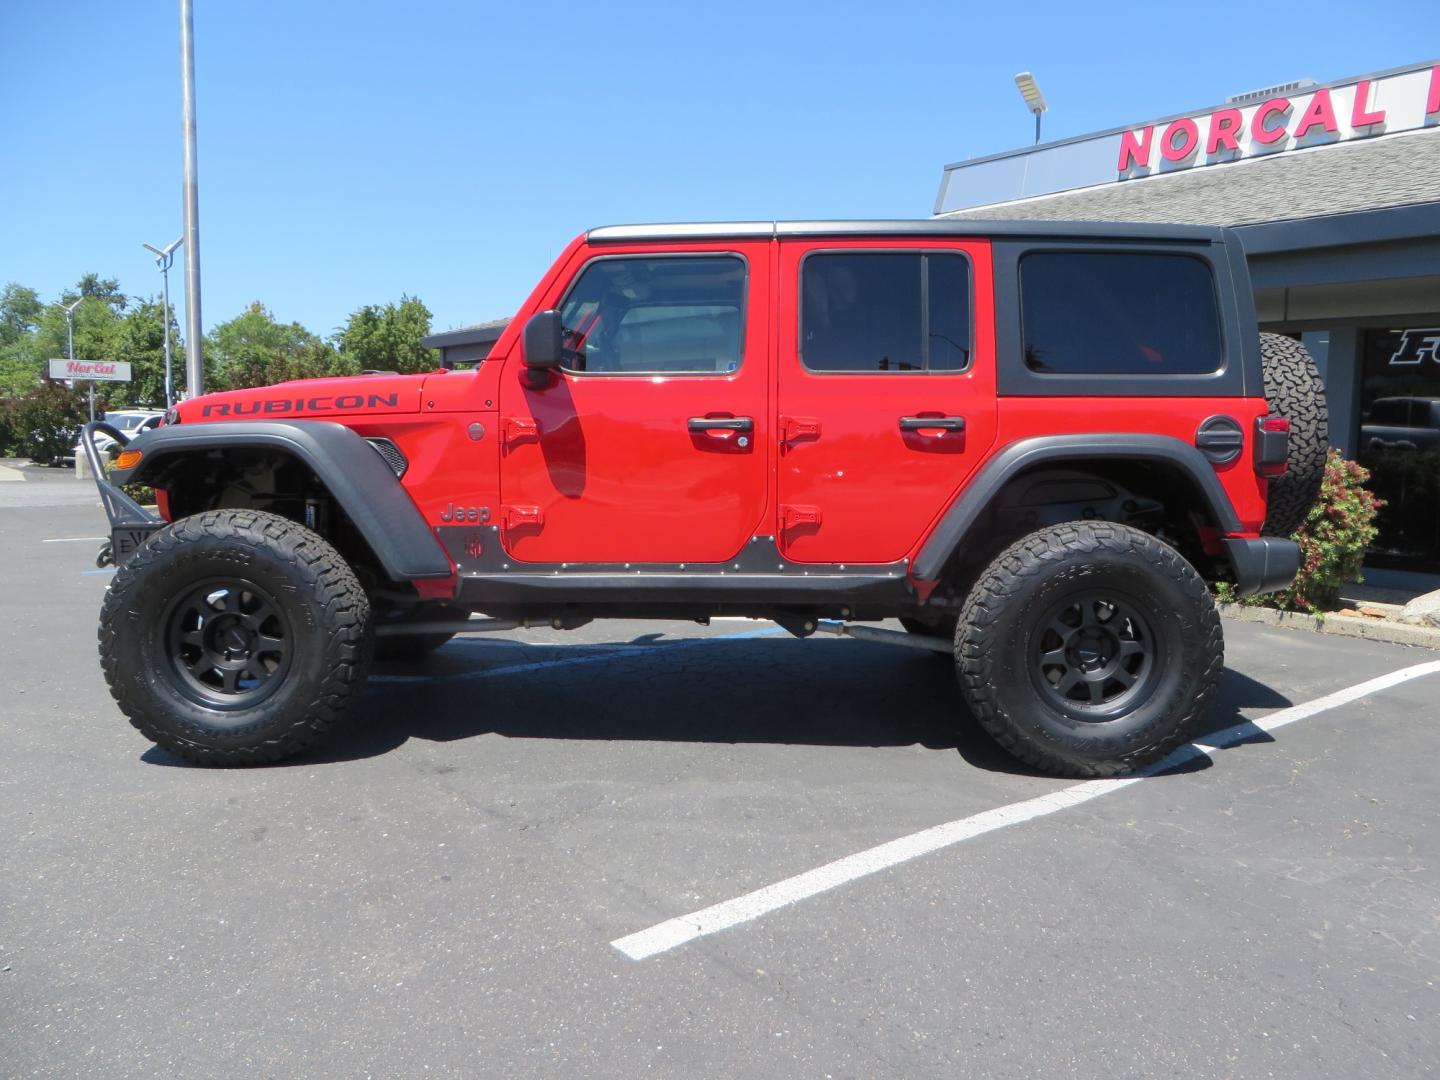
<box><xmin>1020</xmin><ymin>252</ymin><xmax>1223</xmax><ymax>376</ymax></box>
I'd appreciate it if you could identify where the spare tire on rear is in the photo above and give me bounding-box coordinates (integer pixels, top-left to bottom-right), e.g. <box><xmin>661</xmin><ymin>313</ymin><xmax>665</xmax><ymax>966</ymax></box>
<box><xmin>1259</xmin><ymin>333</ymin><xmax>1328</xmax><ymax>538</ymax></box>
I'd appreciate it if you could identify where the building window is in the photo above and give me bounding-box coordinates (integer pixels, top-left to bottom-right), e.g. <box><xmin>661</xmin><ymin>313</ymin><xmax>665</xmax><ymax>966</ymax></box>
<box><xmin>800</xmin><ymin>252</ymin><xmax>971</xmax><ymax>373</ymax></box>
<box><xmin>1358</xmin><ymin>326</ymin><xmax>1440</xmax><ymax>575</ymax></box>
<box><xmin>558</xmin><ymin>256</ymin><xmax>746</xmax><ymax>374</ymax></box>
<box><xmin>1020</xmin><ymin>252</ymin><xmax>1222</xmax><ymax>375</ymax></box>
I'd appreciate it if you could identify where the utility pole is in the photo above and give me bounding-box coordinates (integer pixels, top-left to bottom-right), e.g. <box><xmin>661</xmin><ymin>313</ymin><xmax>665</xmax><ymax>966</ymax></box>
<box><xmin>179</xmin><ymin>0</ymin><xmax>204</xmax><ymax>397</ymax></box>
<box><xmin>143</xmin><ymin>238</ymin><xmax>184</xmax><ymax>407</ymax></box>
<box><xmin>55</xmin><ymin>299</ymin><xmax>90</xmax><ymax>421</ymax></box>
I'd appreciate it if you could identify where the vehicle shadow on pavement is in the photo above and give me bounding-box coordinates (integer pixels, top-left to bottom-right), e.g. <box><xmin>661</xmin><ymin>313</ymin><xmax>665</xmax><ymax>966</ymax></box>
<box><xmin>1146</xmin><ymin>671</ymin><xmax>1291</xmax><ymax>777</ymax></box>
<box><xmin>139</xmin><ymin>638</ymin><xmax>1295</xmax><ymax>775</ymax></box>
<box><xmin>316</xmin><ymin>639</ymin><xmax>969</xmax><ymax>766</ymax></box>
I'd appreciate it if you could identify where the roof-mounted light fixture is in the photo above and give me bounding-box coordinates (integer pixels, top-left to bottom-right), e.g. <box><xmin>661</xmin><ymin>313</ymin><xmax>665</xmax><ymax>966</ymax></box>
<box><xmin>1014</xmin><ymin>71</ymin><xmax>1048</xmax><ymax>145</ymax></box>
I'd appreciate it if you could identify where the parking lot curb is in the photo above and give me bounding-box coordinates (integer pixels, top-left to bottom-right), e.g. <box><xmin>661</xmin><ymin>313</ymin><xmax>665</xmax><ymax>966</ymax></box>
<box><xmin>1218</xmin><ymin>602</ymin><xmax>1440</xmax><ymax>650</ymax></box>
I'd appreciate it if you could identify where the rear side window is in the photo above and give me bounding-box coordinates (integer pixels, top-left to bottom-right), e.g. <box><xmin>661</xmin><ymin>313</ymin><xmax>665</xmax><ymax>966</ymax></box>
<box><xmin>1020</xmin><ymin>252</ymin><xmax>1222</xmax><ymax>375</ymax></box>
<box><xmin>800</xmin><ymin>252</ymin><xmax>971</xmax><ymax>373</ymax></box>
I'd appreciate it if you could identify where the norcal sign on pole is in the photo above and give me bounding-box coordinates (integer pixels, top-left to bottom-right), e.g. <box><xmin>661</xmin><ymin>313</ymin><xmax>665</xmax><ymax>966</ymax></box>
<box><xmin>48</xmin><ymin>359</ymin><xmax>132</xmax><ymax>382</ymax></box>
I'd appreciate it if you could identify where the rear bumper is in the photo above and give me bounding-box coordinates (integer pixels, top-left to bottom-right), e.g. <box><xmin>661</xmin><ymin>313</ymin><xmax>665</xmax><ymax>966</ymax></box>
<box><xmin>1223</xmin><ymin>536</ymin><xmax>1300</xmax><ymax>598</ymax></box>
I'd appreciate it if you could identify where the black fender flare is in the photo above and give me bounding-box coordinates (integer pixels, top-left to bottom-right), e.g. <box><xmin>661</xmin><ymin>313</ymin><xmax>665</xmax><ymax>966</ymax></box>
<box><xmin>113</xmin><ymin>420</ymin><xmax>453</xmax><ymax>580</ymax></box>
<box><xmin>912</xmin><ymin>434</ymin><xmax>1245</xmax><ymax>581</ymax></box>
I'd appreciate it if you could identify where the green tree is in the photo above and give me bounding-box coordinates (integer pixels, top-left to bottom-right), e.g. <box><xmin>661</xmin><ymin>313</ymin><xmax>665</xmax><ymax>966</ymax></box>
<box><xmin>205</xmin><ymin>302</ymin><xmax>343</xmax><ymax>391</ymax></box>
<box><xmin>0</xmin><ymin>276</ymin><xmax>132</xmax><ymax>397</ymax></box>
<box><xmin>336</xmin><ymin>295</ymin><xmax>437</xmax><ymax>375</ymax></box>
<box><xmin>1</xmin><ymin>284</ymin><xmax>43</xmax><ymax>346</ymax></box>
<box><xmin>74</xmin><ymin>274</ymin><xmax>127</xmax><ymax>313</ymax></box>
<box><xmin>31</xmin><ymin>275</ymin><xmax>127</xmax><ymax>365</ymax></box>
<box><xmin>0</xmin><ymin>284</ymin><xmax>45</xmax><ymax>396</ymax></box>
<box><xmin>112</xmin><ymin>298</ymin><xmax>185</xmax><ymax>407</ymax></box>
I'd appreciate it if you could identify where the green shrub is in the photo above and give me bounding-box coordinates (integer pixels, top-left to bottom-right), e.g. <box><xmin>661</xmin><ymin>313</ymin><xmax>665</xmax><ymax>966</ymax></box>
<box><xmin>1218</xmin><ymin>450</ymin><xmax>1382</xmax><ymax>613</ymax></box>
<box><xmin>6</xmin><ymin>383</ymin><xmax>89</xmax><ymax>465</ymax></box>
<box><xmin>0</xmin><ymin>401</ymin><xmax>16</xmax><ymax>457</ymax></box>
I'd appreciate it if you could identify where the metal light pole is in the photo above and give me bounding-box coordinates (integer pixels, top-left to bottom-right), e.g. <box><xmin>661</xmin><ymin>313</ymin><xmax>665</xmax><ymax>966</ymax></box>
<box><xmin>143</xmin><ymin>237</ymin><xmax>184</xmax><ymax>406</ymax></box>
<box><xmin>1014</xmin><ymin>71</ymin><xmax>1048</xmax><ymax>145</ymax></box>
<box><xmin>179</xmin><ymin>0</ymin><xmax>204</xmax><ymax>397</ymax></box>
<box><xmin>54</xmin><ymin>298</ymin><xmax>91</xmax><ymax>421</ymax></box>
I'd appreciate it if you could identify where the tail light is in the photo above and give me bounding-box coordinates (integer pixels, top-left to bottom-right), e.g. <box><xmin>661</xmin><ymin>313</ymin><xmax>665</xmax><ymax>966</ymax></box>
<box><xmin>1255</xmin><ymin>416</ymin><xmax>1290</xmax><ymax>477</ymax></box>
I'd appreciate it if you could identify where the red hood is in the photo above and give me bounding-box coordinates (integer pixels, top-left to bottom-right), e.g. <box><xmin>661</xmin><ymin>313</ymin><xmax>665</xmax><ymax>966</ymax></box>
<box><xmin>174</xmin><ymin>372</ymin><xmax>432</xmax><ymax>423</ymax></box>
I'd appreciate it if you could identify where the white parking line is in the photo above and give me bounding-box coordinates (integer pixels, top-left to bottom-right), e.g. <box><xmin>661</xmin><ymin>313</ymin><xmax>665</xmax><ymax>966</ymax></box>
<box><xmin>43</xmin><ymin>536</ymin><xmax>106</xmax><ymax>543</ymax></box>
<box><xmin>611</xmin><ymin>659</ymin><xmax>1440</xmax><ymax>961</ymax></box>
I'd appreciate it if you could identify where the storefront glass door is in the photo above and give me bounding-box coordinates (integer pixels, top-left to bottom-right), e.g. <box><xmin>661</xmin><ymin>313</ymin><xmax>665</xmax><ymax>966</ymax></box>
<box><xmin>1358</xmin><ymin>327</ymin><xmax>1440</xmax><ymax>575</ymax></box>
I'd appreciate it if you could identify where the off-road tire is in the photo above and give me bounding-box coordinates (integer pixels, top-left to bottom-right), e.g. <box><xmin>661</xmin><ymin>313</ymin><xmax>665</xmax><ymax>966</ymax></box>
<box><xmin>99</xmin><ymin>509</ymin><xmax>372</xmax><ymax>766</ymax></box>
<box><xmin>955</xmin><ymin>521</ymin><xmax>1223</xmax><ymax>777</ymax></box>
<box><xmin>374</xmin><ymin>603</ymin><xmax>472</xmax><ymax>662</ymax></box>
<box><xmin>1259</xmin><ymin>333</ymin><xmax>1328</xmax><ymax>538</ymax></box>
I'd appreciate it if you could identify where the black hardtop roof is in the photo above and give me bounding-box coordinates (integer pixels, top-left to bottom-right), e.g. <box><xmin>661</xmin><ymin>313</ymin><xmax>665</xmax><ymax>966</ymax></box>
<box><xmin>586</xmin><ymin>219</ymin><xmax>1229</xmax><ymax>244</ymax></box>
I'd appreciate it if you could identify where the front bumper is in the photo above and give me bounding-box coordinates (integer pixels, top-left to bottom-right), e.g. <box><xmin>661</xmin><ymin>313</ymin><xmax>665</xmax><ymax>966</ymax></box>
<box><xmin>1223</xmin><ymin>536</ymin><xmax>1301</xmax><ymax>598</ymax></box>
<box><xmin>80</xmin><ymin>421</ymin><xmax>164</xmax><ymax>568</ymax></box>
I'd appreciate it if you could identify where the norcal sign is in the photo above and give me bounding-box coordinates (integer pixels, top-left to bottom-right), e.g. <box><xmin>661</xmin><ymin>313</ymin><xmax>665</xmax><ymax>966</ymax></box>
<box><xmin>1118</xmin><ymin>65</ymin><xmax>1440</xmax><ymax>178</ymax></box>
<box><xmin>48</xmin><ymin>359</ymin><xmax>132</xmax><ymax>382</ymax></box>
<box><xmin>934</xmin><ymin>60</ymin><xmax>1440</xmax><ymax>215</ymax></box>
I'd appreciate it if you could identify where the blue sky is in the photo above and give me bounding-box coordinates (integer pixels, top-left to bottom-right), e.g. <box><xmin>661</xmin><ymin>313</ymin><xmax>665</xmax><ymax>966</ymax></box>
<box><xmin>1</xmin><ymin>0</ymin><xmax>1432</xmax><ymax>339</ymax></box>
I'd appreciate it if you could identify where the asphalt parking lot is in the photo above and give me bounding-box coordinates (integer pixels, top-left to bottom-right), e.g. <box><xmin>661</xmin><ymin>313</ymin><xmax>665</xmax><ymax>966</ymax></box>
<box><xmin>3</xmin><ymin>467</ymin><xmax>1439</xmax><ymax>1079</ymax></box>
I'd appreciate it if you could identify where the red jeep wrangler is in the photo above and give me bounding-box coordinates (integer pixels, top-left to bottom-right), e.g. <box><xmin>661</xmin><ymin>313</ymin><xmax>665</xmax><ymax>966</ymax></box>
<box><xmin>86</xmin><ymin>220</ymin><xmax>1326</xmax><ymax>776</ymax></box>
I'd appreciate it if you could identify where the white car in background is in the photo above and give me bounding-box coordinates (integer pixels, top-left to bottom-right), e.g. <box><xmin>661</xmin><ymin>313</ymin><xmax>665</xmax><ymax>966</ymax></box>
<box><xmin>70</xmin><ymin>410</ymin><xmax>165</xmax><ymax>464</ymax></box>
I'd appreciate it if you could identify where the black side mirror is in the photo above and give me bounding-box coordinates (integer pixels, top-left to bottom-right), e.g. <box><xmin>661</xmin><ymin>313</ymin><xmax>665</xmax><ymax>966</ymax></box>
<box><xmin>522</xmin><ymin>310</ymin><xmax>564</xmax><ymax>388</ymax></box>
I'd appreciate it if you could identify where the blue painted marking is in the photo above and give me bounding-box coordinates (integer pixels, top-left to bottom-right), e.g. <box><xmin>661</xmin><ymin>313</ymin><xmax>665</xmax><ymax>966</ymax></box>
<box><xmin>82</xmin><ymin>568</ymin><xmax>117</xmax><ymax>575</ymax></box>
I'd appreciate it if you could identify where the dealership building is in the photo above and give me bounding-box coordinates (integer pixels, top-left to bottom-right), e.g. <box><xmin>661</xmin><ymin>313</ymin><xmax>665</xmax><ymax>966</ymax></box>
<box><xmin>936</xmin><ymin>59</ymin><xmax>1440</xmax><ymax>586</ymax></box>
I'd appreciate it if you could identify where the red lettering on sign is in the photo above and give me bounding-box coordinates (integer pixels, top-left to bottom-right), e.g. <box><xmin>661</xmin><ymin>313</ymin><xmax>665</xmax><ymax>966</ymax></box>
<box><xmin>1293</xmin><ymin>88</ymin><xmax>1338</xmax><ymax>139</ymax></box>
<box><xmin>1350</xmin><ymin>79</ymin><xmax>1386</xmax><ymax>128</ymax></box>
<box><xmin>1117</xmin><ymin>125</ymin><xmax>1153</xmax><ymax>171</ymax></box>
<box><xmin>1428</xmin><ymin>65</ymin><xmax>1440</xmax><ymax>114</ymax></box>
<box><xmin>1251</xmin><ymin>97</ymin><xmax>1291</xmax><ymax>144</ymax></box>
<box><xmin>1206</xmin><ymin>108</ymin><xmax>1243</xmax><ymax>154</ymax></box>
<box><xmin>1160</xmin><ymin>118</ymin><xmax>1200</xmax><ymax>162</ymax></box>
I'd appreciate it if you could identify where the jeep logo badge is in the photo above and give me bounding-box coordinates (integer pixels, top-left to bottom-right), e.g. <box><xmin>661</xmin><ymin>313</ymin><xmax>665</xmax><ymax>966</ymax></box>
<box><xmin>439</xmin><ymin>503</ymin><xmax>491</xmax><ymax>524</ymax></box>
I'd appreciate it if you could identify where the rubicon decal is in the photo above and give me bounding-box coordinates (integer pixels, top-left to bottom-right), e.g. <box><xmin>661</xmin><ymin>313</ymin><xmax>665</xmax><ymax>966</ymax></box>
<box><xmin>201</xmin><ymin>393</ymin><xmax>400</xmax><ymax>417</ymax></box>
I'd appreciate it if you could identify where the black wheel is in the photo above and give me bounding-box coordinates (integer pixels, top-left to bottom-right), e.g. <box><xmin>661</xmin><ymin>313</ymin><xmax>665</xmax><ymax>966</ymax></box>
<box><xmin>1259</xmin><ymin>333</ymin><xmax>1328</xmax><ymax>538</ymax></box>
<box><xmin>99</xmin><ymin>509</ymin><xmax>373</xmax><ymax>766</ymax></box>
<box><xmin>899</xmin><ymin>613</ymin><xmax>959</xmax><ymax>639</ymax></box>
<box><xmin>374</xmin><ymin>602</ymin><xmax>472</xmax><ymax>662</ymax></box>
<box><xmin>955</xmin><ymin>521</ymin><xmax>1222</xmax><ymax>777</ymax></box>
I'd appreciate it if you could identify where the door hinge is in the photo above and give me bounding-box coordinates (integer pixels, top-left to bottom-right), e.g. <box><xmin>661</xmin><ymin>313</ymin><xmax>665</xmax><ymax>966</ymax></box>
<box><xmin>779</xmin><ymin>504</ymin><xmax>823</xmax><ymax>530</ymax></box>
<box><xmin>502</xmin><ymin>417</ymin><xmax>540</xmax><ymax>444</ymax></box>
<box><xmin>780</xmin><ymin>415</ymin><xmax>822</xmax><ymax>443</ymax></box>
<box><xmin>502</xmin><ymin>505</ymin><xmax>544</xmax><ymax>530</ymax></box>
